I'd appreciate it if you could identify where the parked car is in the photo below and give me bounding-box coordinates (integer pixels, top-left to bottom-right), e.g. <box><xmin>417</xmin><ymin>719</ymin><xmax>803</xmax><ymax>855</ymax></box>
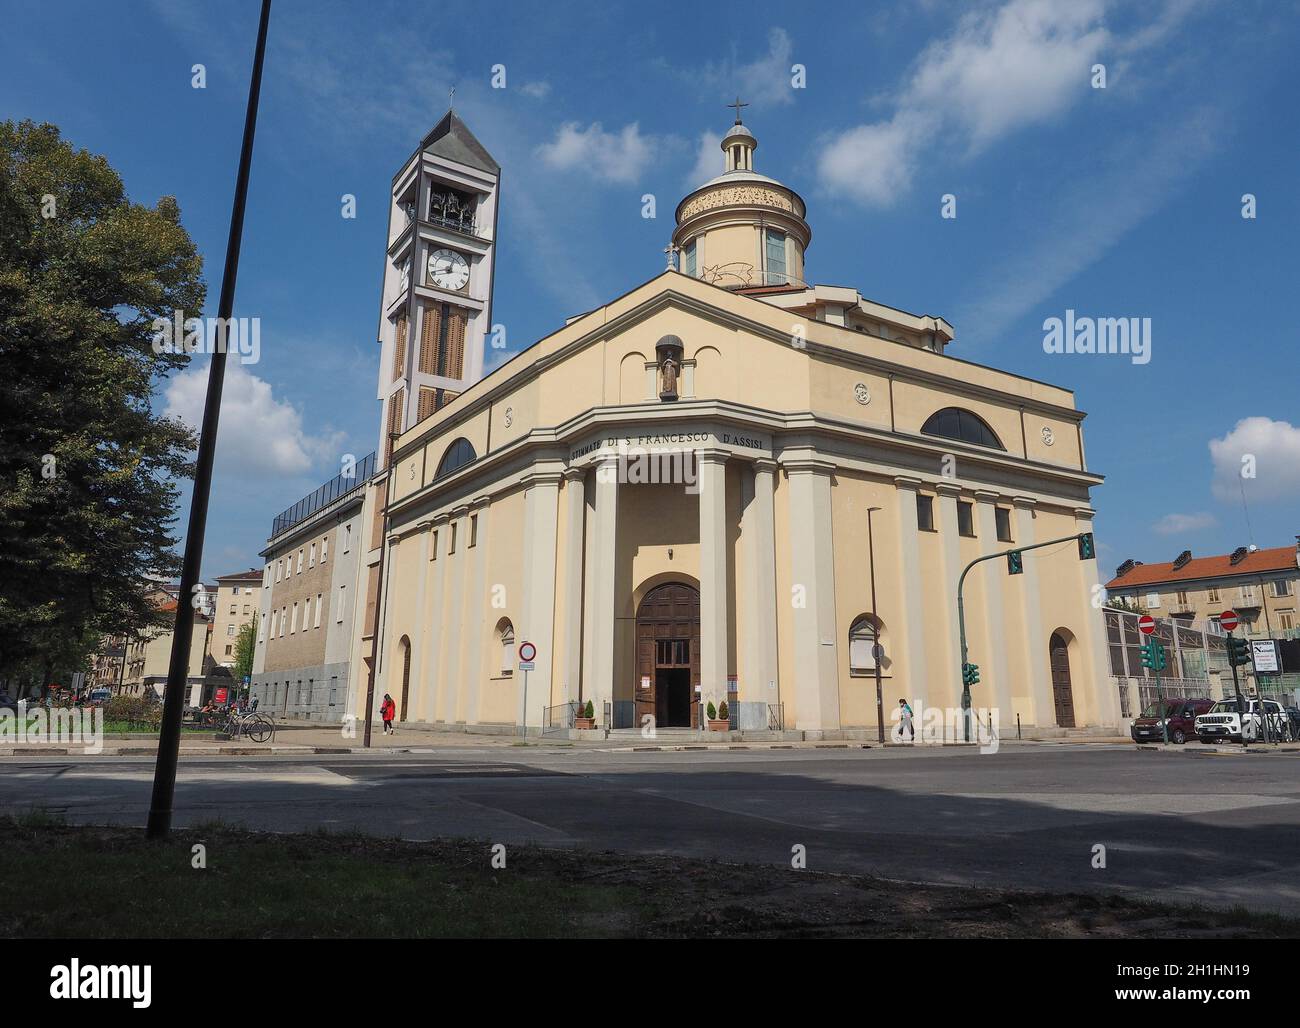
<box><xmin>1287</xmin><ymin>707</ymin><xmax>1300</xmax><ymax>739</ymax></box>
<box><xmin>87</xmin><ymin>687</ymin><xmax>112</xmax><ymax>705</ymax></box>
<box><xmin>1131</xmin><ymin>697</ymin><xmax>1215</xmax><ymax>745</ymax></box>
<box><xmin>1195</xmin><ymin>698</ymin><xmax>1291</xmax><ymax>743</ymax></box>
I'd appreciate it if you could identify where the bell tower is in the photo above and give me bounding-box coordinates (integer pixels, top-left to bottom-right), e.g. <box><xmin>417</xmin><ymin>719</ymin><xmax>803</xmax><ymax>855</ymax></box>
<box><xmin>672</xmin><ymin>101</ymin><xmax>811</xmax><ymax>290</ymax></box>
<box><xmin>375</xmin><ymin>109</ymin><xmax>500</xmax><ymax>467</ymax></box>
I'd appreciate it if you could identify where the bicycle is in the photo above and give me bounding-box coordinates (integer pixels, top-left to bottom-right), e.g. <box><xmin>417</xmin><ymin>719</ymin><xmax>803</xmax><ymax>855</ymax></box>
<box><xmin>221</xmin><ymin>708</ymin><xmax>275</xmax><ymax>743</ymax></box>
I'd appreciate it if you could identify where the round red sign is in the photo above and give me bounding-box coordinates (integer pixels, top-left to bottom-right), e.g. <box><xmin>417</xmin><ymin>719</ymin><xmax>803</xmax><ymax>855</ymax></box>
<box><xmin>1137</xmin><ymin>614</ymin><xmax>1156</xmax><ymax>635</ymax></box>
<box><xmin>1219</xmin><ymin>610</ymin><xmax>1239</xmax><ymax>632</ymax></box>
<box><xmin>518</xmin><ymin>641</ymin><xmax>537</xmax><ymax>662</ymax></box>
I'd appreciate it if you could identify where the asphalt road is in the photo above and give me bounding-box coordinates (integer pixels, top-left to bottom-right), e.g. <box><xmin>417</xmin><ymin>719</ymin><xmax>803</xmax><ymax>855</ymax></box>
<box><xmin>3</xmin><ymin>742</ymin><xmax>1298</xmax><ymax>914</ymax></box>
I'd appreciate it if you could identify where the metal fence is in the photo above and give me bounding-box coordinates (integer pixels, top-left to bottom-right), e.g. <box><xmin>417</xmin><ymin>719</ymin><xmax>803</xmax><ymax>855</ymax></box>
<box><xmin>542</xmin><ymin>700</ymin><xmax>578</xmax><ymax>737</ymax></box>
<box><xmin>768</xmin><ymin>703</ymin><xmax>785</xmax><ymax>731</ymax></box>
<box><xmin>270</xmin><ymin>451</ymin><xmax>376</xmax><ymax>540</ymax></box>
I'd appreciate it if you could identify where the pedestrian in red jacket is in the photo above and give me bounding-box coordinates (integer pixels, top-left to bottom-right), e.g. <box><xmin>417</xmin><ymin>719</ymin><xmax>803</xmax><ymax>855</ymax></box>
<box><xmin>380</xmin><ymin>693</ymin><xmax>396</xmax><ymax>735</ymax></box>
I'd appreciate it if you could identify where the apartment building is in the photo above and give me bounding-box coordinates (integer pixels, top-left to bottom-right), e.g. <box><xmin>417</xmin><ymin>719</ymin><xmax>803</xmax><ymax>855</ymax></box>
<box><xmin>211</xmin><ymin>568</ymin><xmax>262</xmax><ymax>667</ymax></box>
<box><xmin>1106</xmin><ymin>539</ymin><xmax>1300</xmax><ymax>637</ymax></box>
<box><xmin>250</xmin><ymin>456</ymin><xmax>371</xmax><ymax>721</ymax></box>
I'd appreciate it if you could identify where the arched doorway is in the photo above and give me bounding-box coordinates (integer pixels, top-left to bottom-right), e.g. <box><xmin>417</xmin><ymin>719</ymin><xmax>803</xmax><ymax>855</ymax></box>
<box><xmin>397</xmin><ymin>636</ymin><xmax>412</xmax><ymax>721</ymax></box>
<box><xmin>635</xmin><ymin>582</ymin><xmax>701</xmax><ymax>728</ymax></box>
<box><xmin>1049</xmin><ymin>632</ymin><xmax>1076</xmax><ymax>728</ymax></box>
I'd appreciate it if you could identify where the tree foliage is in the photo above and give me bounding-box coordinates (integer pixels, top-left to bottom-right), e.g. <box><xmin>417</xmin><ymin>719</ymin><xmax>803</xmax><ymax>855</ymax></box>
<box><xmin>0</xmin><ymin>120</ymin><xmax>205</xmax><ymax>681</ymax></box>
<box><xmin>233</xmin><ymin>621</ymin><xmax>255</xmax><ymax>684</ymax></box>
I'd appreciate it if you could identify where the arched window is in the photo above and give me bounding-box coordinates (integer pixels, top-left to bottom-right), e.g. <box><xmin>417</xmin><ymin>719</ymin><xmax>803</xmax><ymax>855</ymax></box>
<box><xmin>920</xmin><ymin>407</ymin><xmax>1005</xmax><ymax>450</ymax></box>
<box><xmin>496</xmin><ymin>619</ymin><xmax>514</xmax><ymax>677</ymax></box>
<box><xmin>849</xmin><ymin>615</ymin><xmax>881</xmax><ymax>675</ymax></box>
<box><xmin>435</xmin><ymin>437</ymin><xmax>477</xmax><ymax>478</ymax></box>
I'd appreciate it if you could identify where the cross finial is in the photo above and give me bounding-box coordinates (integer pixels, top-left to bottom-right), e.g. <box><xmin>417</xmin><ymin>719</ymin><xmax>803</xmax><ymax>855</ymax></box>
<box><xmin>449</xmin><ymin>86</ymin><xmax>455</xmax><ymax>110</ymax></box>
<box><xmin>728</xmin><ymin>96</ymin><xmax>749</xmax><ymax>124</ymax></box>
<box><xmin>662</xmin><ymin>242</ymin><xmax>680</xmax><ymax>271</ymax></box>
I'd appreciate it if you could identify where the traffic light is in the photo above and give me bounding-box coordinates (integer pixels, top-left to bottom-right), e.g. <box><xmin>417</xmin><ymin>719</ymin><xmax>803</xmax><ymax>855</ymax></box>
<box><xmin>1077</xmin><ymin>532</ymin><xmax>1095</xmax><ymax>560</ymax></box>
<box><xmin>1226</xmin><ymin>635</ymin><xmax>1253</xmax><ymax>668</ymax></box>
<box><xmin>962</xmin><ymin>662</ymin><xmax>981</xmax><ymax>686</ymax></box>
<box><xmin>1007</xmin><ymin>550</ymin><xmax>1023</xmax><ymax>575</ymax></box>
<box><xmin>1140</xmin><ymin>641</ymin><xmax>1167</xmax><ymax>672</ymax></box>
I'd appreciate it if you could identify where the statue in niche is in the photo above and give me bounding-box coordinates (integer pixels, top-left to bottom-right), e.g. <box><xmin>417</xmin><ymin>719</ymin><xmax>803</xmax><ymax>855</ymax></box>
<box><xmin>660</xmin><ymin>354</ymin><xmax>679</xmax><ymax>399</ymax></box>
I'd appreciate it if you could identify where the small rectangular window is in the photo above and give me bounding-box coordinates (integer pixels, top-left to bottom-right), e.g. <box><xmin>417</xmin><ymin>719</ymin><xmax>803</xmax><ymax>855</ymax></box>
<box><xmin>1207</xmin><ymin>586</ymin><xmax>1220</xmax><ymax>603</ymax></box>
<box><xmin>450</xmin><ymin>522</ymin><xmax>458</xmax><ymax>554</ymax></box>
<box><xmin>1273</xmin><ymin>579</ymin><xmax>1291</xmax><ymax>597</ymax></box>
<box><xmin>309</xmin><ymin>543</ymin><xmax>316</xmax><ymax>568</ymax></box>
<box><xmin>336</xmin><ymin>585</ymin><xmax>346</xmax><ymax>623</ymax></box>
<box><xmin>469</xmin><ymin>513</ymin><xmax>478</xmax><ymax>548</ymax></box>
<box><xmin>995</xmin><ymin>507</ymin><xmax>1012</xmax><ymax>543</ymax></box>
<box><xmin>765</xmin><ymin>229</ymin><xmax>786</xmax><ymax>282</ymax></box>
<box><xmin>314</xmin><ymin>593</ymin><xmax>323</xmax><ymax>629</ymax></box>
<box><xmin>343</xmin><ymin>524</ymin><xmax>352</xmax><ymax>554</ymax></box>
<box><xmin>684</xmin><ymin>239</ymin><xmax>697</xmax><ymax>277</ymax></box>
<box><xmin>957</xmin><ymin>501</ymin><xmax>975</xmax><ymax>537</ymax></box>
<box><xmin>290</xmin><ymin>602</ymin><xmax>298</xmax><ymax>633</ymax></box>
<box><xmin>916</xmin><ymin>494</ymin><xmax>935</xmax><ymax>532</ymax></box>
<box><xmin>321</xmin><ymin>535</ymin><xmax>329</xmax><ymax>563</ymax></box>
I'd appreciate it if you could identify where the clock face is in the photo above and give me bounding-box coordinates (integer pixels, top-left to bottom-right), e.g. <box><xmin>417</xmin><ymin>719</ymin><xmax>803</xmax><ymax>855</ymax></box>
<box><xmin>427</xmin><ymin>248</ymin><xmax>469</xmax><ymax>291</ymax></box>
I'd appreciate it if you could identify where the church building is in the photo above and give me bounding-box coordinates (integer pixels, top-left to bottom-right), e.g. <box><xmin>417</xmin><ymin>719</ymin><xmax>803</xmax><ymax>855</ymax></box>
<box><xmin>343</xmin><ymin>106</ymin><xmax>1118</xmax><ymax>737</ymax></box>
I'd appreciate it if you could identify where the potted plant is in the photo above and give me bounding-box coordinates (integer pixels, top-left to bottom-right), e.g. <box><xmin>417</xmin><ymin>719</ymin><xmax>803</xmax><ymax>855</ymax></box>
<box><xmin>575</xmin><ymin>699</ymin><xmax>596</xmax><ymax>730</ymax></box>
<box><xmin>707</xmin><ymin>700</ymin><xmax>729</xmax><ymax>732</ymax></box>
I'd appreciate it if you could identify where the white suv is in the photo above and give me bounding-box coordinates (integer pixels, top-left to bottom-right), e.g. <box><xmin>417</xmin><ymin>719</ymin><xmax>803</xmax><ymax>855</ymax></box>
<box><xmin>1195</xmin><ymin>698</ymin><xmax>1291</xmax><ymax>743</ymax></box>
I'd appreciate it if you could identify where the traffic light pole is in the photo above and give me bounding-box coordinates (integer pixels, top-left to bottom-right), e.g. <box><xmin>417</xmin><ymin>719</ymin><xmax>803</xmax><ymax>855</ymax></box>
<box><xmin>958</xmin><ymin>533</ymin><xmax>1093</xmax><ymax>743</ymax></box>
<box><xmin>1227</xmin><ymin>631</ymin><xmax>1247</xmax><ymax>749</ymax></box>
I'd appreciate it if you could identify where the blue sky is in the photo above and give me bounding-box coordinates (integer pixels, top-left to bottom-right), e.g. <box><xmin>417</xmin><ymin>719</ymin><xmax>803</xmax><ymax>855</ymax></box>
<box><xmin>3</xmin><ymin>0</ymin><xmax>1298</xmax><ymax>580</ymax></box>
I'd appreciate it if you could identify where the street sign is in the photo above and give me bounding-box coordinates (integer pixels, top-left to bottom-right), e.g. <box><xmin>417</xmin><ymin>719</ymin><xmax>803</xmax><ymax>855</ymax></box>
<box><xmin>1137</xmin><ymin>614</ymin><xmax>1156</xmax><ymax>635</ymax></box>
<box><xmin>1220</xmin><ymin>610</ymin><xmax>1239</xmax><ymax>632</ymax></box>
<box><xmin>518</xmin><ymin>661</ymin><xmax>535</xmax><ymax>671</ymax></box>
<box><xmin>518</xmin><ymin>641</ymin><xmax>537</xmax><ymax>663</ymax></box>
<box><xmin>1251</xmin><ymin>639</ymin><xmax>1280</xmax><ymax>674</ymax></box>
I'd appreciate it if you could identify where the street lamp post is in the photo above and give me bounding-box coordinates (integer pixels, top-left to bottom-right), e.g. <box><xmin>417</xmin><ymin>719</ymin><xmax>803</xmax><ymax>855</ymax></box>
<box><xmin>146</xmin><ymin>0</ymin><xmax>272</xmax><ymax>839</ymax></box>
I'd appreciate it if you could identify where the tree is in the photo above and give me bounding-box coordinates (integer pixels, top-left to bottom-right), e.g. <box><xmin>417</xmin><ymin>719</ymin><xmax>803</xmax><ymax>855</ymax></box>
<box><xmin>0</xmin><ymin>120</ymin><xmax>205</xmax><ymax>682</ymax></box>
<box><xmin>233</xmin><ymin>621</ymin><xmax>255</xmax><ymax>684</ymax></box>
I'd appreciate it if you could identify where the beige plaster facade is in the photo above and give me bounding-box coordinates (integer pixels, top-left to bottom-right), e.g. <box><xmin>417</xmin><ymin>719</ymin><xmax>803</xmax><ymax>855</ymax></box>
<box><xmin>341</xmin><ymin>112</ymin><xmax>1116</xmax><ymax>737</ymax></box>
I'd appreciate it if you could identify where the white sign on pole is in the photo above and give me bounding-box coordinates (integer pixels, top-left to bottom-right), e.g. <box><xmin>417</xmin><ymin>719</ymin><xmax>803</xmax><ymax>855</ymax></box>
<box><xmin>1250</xmin><ymin>639</ymin><xmax>1280</xmax><ymax>674</ymax></box>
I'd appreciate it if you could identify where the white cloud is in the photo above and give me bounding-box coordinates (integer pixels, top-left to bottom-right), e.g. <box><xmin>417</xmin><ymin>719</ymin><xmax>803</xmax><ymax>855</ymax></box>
<box><xmin>536</xmin><ymin>121</ymin><xmax>665</xmax><ymax>184</ymax></box>
<box><xmin>1210</xmin><ymin>417</ymin><xmax>1300</xmax><ymax>503</ymax></box>
<box><xmin>695</xmin><ymin>27</ymin><xmax>798</xmax><ymax>108</ymax></box>
<box><xmin>1153</xmin><ymin>512</ymin><xmax>1217</xmax><ymax>535</ymax></box>
<box><xmin>685</xmin><ymin>130</ymin><xmax>722</xmax><ymax>189</ymax></box>
<box><xmin>815</xmin><ymin>0</ymin><xmax>1200</xmax><ymax>207</ymax></box>
<box><xmin>164</xmin><ymin>359</ymin><xmax>343</xmax><ymax>479</ymax></box>
<box><xmin>520</xmin><ymin>81</ymin><xmax>551</xmax><ymax>99</ymax></box>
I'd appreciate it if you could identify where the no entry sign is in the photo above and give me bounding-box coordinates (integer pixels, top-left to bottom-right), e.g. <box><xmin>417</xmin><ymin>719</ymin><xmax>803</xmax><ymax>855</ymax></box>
<box><xmin>1137</xmin><ymin>614</ymin><xmax>1156</xmax><ymax>635</ymax></box>
<box><xmin>1219</xmin><ymin>610</ymin><xmax>1240</xmax><ymax>632</ymax></box>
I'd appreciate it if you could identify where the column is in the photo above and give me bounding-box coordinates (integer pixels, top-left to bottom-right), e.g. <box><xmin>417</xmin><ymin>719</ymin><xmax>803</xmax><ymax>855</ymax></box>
<box><xmin>438</xmin><ymin>505</ymin><xmax>470</xmax><ymax>722</ymax></box>
<box><xmin>408</xmin><ymin>520</ymin><xmax>433</xmax><ymax>719</ymax></box>
<box><xmin>742</xmin><ymin>459</ymin><xmax>779</xmax><ymax>726</ymax></box>
<box><xmin>935</xmin><ymin>484</ymin><xmax>964</xmax><ymax>709</ymax></box>
<box><xmin>520</xmin><ymin>471</ymin><xmax>562</xmax><ymax>731</ymax></box>
<box><xmin>1014</xmin><ymin>498</ymin><xmax>1052</xmax><ymax>726</ymax></box>
<box><xmin>892</xmin><ymin>477</ymin><xmax>928</xmax><ymax>709</ymax></box>
<box><xmin>562</xmin><ymin>469</ymin><xmax>586</xmax><ymax>704</ymax></box>
<box><xmin>420</xmin><ymin>513</ymin><xmax>450</xmax><ymax>722</ymax></box>
<box><xmin>462</xmin><ymin>496</ymin><xmax>492</xmax><ymax>724</ymax></box>
<box><xmin>1075</xmin><ymin>506</ymin><xmax>1118</xmax><ymax>727</ymax></box>
<box><xmin>975</xmin><ymin>490</ymin><xmax>1013</xmax><ymax>722</ymax></box>
<box><xmin>588</xmin><ymin>457</ymin><xmax>619</xmax><ymax>724</ymax></box>
<box><xmin>698</xmin><ymin>450</ymin><xmax>730</xmax><ymax>714</ymax></box>
<box><xmin>788</xmin><ymin>460</ymin><xmax>840</xmax><ymax>731</ymax></box>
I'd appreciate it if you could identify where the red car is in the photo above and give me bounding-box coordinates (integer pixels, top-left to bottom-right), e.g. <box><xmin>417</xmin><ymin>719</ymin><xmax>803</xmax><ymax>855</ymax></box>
<box><xmin>1130</xmin><ymin>697</ymin><xmax>1215</xmax><ymax>745</ymax></box>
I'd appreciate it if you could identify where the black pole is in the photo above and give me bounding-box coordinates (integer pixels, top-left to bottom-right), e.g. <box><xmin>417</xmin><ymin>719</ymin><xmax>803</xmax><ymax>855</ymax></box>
<box><xmin>146</xmin><ymin>0</ymin><xmax>272</xmax><ymax>839</ymax></box>
<box><xmin>362</xmin><ymin>443</ymin><xmax>397</xmax><ymax>750</ymax></box>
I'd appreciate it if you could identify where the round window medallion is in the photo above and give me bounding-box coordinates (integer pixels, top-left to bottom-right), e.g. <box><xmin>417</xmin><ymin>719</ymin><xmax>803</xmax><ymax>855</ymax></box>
<box><xmin>854</xmin><ymin>383</ymin><xmax>871</xmax><ymax>406</ymax></box>
<box><xmin>1041</xmin><ymin>426</ymin><xmax>1055</xmax><ymax>446</ymax></box>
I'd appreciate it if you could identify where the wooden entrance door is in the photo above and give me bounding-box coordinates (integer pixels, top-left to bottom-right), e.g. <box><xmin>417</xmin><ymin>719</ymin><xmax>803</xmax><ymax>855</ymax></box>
<box><xmin>635</xmin><ymin>583</ymin><xmax>701</xmax><ymax>728</ymax></box>
<box><xmin>1049</xmin><ymin>632</ymin><xmax>1075</xmax><ymax>728</ymax></box>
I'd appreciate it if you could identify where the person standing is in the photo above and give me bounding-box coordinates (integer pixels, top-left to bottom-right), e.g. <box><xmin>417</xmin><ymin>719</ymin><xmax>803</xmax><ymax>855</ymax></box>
<box><xmin>897</xmin><ymin>698</ymin><xmax>914</xmax><ymax>743</ymax></box>
<box><xmin>380</xmin><ymin>693</ymin><xmax>396</xmax><ymax>735</ymax></box>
